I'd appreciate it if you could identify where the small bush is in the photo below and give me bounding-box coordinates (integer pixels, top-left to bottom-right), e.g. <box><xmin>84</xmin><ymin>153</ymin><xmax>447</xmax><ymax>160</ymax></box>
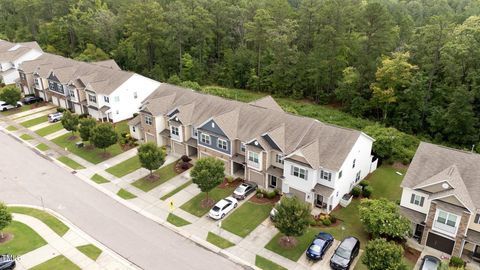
<box><xmin>57</xmin><ymin>107</ymin><xmax>66</xmax><ymax>113</ymax></box>
<box><xmin>309</xmin><ymin>218</ymin><xmax>317</xmax><ymax>226</ymax></box>
<box><xmin>322</xmin><ymin>218</ymin><xmax>332</xmax><ymax>226</ymax></box>
<box><xmin>181</xmin><ymin>155</ymin><xmax>192</xmax><ymax>163</ymax></box>
<box><xmin>256</xmin><ymin>192</ymin><xmax>264</xmax><ymax>198</ymax></box>
<box><xmin>362</xmin><ymin>186</ymin><xmax>373</xmax><ymax>198</ymax></box>
<box><xmin>266</xmin><ymin>190</ymin><xmax>276</xmax><ymax>199</ymax></box>
<box><xmin>351</xmin><ymin>186</ymin><xmax>362</xmax><ymax>197</ymax></box>
<box><xmin>330</xmin><ymin>214</ymin><xmax>337</xmax><ymax>223</ymax></box>
<box><xmin>449</xmin><ymin>257</ymin><xmax>464</xmax><ymax>268</ymax></box>
<box><xmin>79</xmin><ymin>113</ymin><xmax>89</xmax><ymax>119</ymax></box>
<box><xmin>226</xmin><ymin>175</ymin><xmax>234</xmax><ymax>183</ymax></box>
<box><xmin>359</xmin><ymin>181</ymin><xmax>370</xmax><ymax>187</ymax></box>
<box><xmin>181</xmin><ymin>162</ymin><xmax>190</xmax><ymax>170</ymax></box>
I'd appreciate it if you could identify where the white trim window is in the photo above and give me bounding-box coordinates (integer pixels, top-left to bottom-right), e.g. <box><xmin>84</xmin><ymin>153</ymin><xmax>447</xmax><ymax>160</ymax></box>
<box><xmin>133</xmin><ymin>92</ymin><xmax>138</xmax><ymax>99</ymax></box>
<box><xmin>248</xmin><ymin>151</ymin><xmax>259</xmax><ymax>164</ymax></box>
<box><xmin>434</xmin><ymin>210</ymin><xmax>458</xmax><ymax>234</ymax></box>
<box><xmin>200</xmin><ymin>133</ymin><xmax>211</xmax><ymax>144</ymax></box>
<box><xmin>145</xmin><ymin>115</ymin><xmax>153</xmax><ymax>125</ymax></box>
<box><xmin>192</xmin><ymin>128</ymin><xmax>198</xmax><ymax>138</ymax></box>
<box><xmin>355</xmin><ymin>171</ymin><xmax>361</xmax><ymax>182</ymax></box>
<box><xmin>291</xmin><ymin>165</ymin><xmax>307</xmax><ymax>180</ymax></box>
<box><xmin>320</xmin><ymin>170</ymin><xmax>331</xmax><ymax>181</ymax></box>
<box><xmin>88</xmin><ymin>94</ymin><xmax>97</xmax><ymax>103</ymax></box>
<box><xmin>475</xmin><ymin>214</ymin><xmax>480</xmax><ymax>224</ymax></box>
<box><xmin>240</xmin><ymin>142</ymin><xmax>246</xmax><ymax>152</ymax></box>
<box><xmin>171</xmin><ymin>126</ymin><xmax>179</xmax><ymax>136</ymax></box>
<box><xmin>69</xmin><ymin>89</ymin><xmax>75</xmax><ymax>98</ymax></box>
<box><xmin>410</xmin><ymin>194</ymin><xmax>425</xmax><ymax>207</ymax></box>
<box><xmin>275</xmin><ymin>154</ymin><xmax>284</xmax><ymax>164</ymax></box>
<box><xmin>218</xmin><ymin>139</ymin><xmax>228</xmax><ymax>150</ymax></box>
<box><xmin>104</xmin><ymin>96</ymin><xmax>109</xmax><ymax>103</ymax></box>
<box><xmin>352</xmin><ymin>159</ymin><xmax>356</xmax><ymax>168</ymax></box>
<box><xmin>339</xmin><ymin>170</ymin><xmax>343</xmax><ymax>179</ymax></box>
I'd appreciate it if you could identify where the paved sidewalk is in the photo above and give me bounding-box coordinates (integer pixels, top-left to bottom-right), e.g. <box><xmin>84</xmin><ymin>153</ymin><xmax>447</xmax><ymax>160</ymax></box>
<box><xmin>44</xmin><ymin>128</ymin><xmax>69</xmax><ymax>140</ymax></box>
<box><xmin>30</xmin><ymin>121</ymin><xmax>54</xmax><ymax>131</ymax></box>
<box><xmin>9</xmin><ymin>104</ymin><xmax>55</xmax><ymax>120</ymax></box>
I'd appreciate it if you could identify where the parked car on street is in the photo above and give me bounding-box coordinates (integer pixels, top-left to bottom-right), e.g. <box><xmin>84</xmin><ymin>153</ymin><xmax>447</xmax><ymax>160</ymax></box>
<box><xmin>420</xmin><ymin>255</ymin><xmax>441</xmax><ymax>270</ymax></box>
<box><xmin>21</xmin><ymin>96</ymin><xmax>43</xmax><ymax>105</ymax></box>
<box><xmin>48</xmin><ymin>112</ymin><xmax>63</xmax><ymax>122</ymax></box>
<box><xmin>233</xmin><ymin>182</ymin><xmax>258</xmax><ymax>200</ymax></box>
<box><xmin>0</xmin><ymin>254</ymin><xmax>16</xmax><ymax>270</ymax></box>
<box><xmin>306</xmin><ymin>232</ymin><xmax>334</xmax><ymax>260</ymax></box>
<box><xmin>0</xmin><ymin>101</ymin><xmax>22</xmax><ymax>111</ymax></box>
<box><xmin>209</xmin><ymin>196</ymin><xmax>238</xmax><ymax>220</ymax></box>
<box><xmin>330</xmin><ymin>236</ymin><xmax>360</xmax><ymax>270</ymax></box>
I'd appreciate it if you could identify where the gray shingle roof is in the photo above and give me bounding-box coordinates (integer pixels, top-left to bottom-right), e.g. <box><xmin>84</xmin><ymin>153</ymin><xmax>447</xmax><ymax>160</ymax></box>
<box><xmin>402</xmin><ymin>142</ymin><xmax>480</xmax><ymax>210</ymax></box>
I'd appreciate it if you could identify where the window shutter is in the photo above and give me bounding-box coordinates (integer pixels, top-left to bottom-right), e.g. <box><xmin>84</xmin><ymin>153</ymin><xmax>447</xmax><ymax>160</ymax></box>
<box><xmin>475</xmin><ymin>214</ymin><xmax>480</xmax><ymax>224</ymax></box>
<box><xmin>410</xmin><ymin>194</ymin><xmax>415</xmax><ymax>204</ymax></box>
<box><xmin>420</xmin><ymin>196</ymin><xmax>425</xmax><ymax>207</ymax></box>
<box><xmin>305</xmin><ymin>170</ymin><xmax>308</xmax><ymax>180</ymax></box>
<box><xmin>291</xmin><ymin>165</ymin><xmax>294</xmax><ymax>176</ymax></box>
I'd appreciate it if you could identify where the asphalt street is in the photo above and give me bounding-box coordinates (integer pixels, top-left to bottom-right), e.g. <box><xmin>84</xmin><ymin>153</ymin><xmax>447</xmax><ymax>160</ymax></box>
<box><xmin>0</xmin><ymin>131</ymin><xmax>244</xmax><ymax>270</ymax></box>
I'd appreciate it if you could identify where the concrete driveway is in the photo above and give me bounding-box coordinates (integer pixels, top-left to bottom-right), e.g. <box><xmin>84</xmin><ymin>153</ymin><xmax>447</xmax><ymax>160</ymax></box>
<box><xmin>298</xmin><ymin>239</ymin><xmax>363</xmax><ymax>270</ymax></box>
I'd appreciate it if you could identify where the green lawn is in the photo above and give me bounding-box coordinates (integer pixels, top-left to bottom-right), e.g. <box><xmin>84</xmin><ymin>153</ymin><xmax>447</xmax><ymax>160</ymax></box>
<box><xmin>35</xmin><ymin>122</ymin><xmax>64</xmax><ymax>136</ymax></box>
<box><xmin>6</xmin><ymin>125</ymin><xmax>17</xmax><ymax>131</ymax></box>
<box><xmin>0</xmin><ymin>221</ymin><xmax>47</xmax><ymax>255</ymax></box>
<box><xmin>255</xmin><ymin>255</ymin><xmax>287</xmax><ymax>270</ymax></box>
<box><xmin>77</xmin><ymin>244</ymin><xmax>102</xmax><ymax>261</ymax></box>
<box><xmin>90</xmin><ymin>174</ymin><xmax>110</xmax><ymax>184</ymax></box>
<box><xmin>8</xmin><ymin>206</ymin><xmax>69</xmax><ymax>236</ymax></box>
<box><xmin>166</xmin><ymin>213</ymin><xmax>191</xmax><ymax>227</ymax></box>
<box><xmin>180</xmin><ymin>185</ymin><xmax>237</xmax><ymax>217</ymax></box>
<box><xmin>58</xmin><ymin>156</ymin><xmax>85</xmax><ymax>170</ymax></box>
<box><xmin>114</xmin><ymin>120</ymin><xmax>129</xmax><ymax>135</ymax></box>
<box><xmin>206</xmin><ymin>232</ymin><xmax>235</xmax><ymax>249</ymax></box>
<box><xmin>222</xmin><ymin>201</ymin><xmax>273</xmax><ymax>237</ymax></box>
<box><xmin>0</xmin><ymin>104</ymin><xmax>44</xmax><ymax>116</ymax></box>
<box><xmin>20</xmin><ymin>133</ymin><xmax>34</xmax><ymax>140</ymax></box>
<box><xmin>20</xmin><ymin>115</ymin><xmax>47</xmax><ymax>127</ymax></box>
<box><xmin>52</xmin><ymin>133</ymin><xmax>124</xmax><ymax>164</ymax></box>
<box><xmin>117</xmin><ymin>189</ymin><xmax>137</xmax><ymax>200</ymax></box>
<box><xmin>131</xmin><ymin>161</ymin><xmax>179</xmax><ymax>192</ymax></box>
<box><xmin>36</xmin><ymin>143</ymin><xmax>50</xmax><ymax>151</ymax></box>
<box><xmin>160</xmin><ymin>180</ymin><xmax>192</xmax><ymax>200</ymax></box>
<box><xmin>30</xmin><ymin>255</ymin><xmax>80</xmax><ymax>270</ymax></box>
<box><xmin>106</xmin><ymin>155</ymin><xmax>141</xmax><ymax>178</ymax></box>
<box><xmin>367</xmin><ymin>165</ymin><xmax>406</xmax><ymax>201</ymax></box>
<box><xmin>265</xmin><ymin>227</ymin><xmax>321</xmax><ymax>261</ymax></box>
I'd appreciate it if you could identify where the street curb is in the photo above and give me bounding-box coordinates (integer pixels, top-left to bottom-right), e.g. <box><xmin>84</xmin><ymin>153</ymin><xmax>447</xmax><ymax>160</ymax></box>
<box><xmin>7</xmin><ymin>204</ymin><xmax>141</xmax><ymax>270</ymax></box>
<box><xmin>0</xmin><ymin>126</ymin><xmax>260</xmax><ymax>270</ymax></box>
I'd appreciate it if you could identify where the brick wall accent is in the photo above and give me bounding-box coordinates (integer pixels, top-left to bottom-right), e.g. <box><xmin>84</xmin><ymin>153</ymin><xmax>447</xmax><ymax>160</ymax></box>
<box><xmin>421</xmin><ymin>202</ymin><xmax>438</xmax><ymax>245</ymax></box>
<box><xmin>452</xmin><ymin>211</ymin><xmax>471</xmax><ymax>256</ymax></box>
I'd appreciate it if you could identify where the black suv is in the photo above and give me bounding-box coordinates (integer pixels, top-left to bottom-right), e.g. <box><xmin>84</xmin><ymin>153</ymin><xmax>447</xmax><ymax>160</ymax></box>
<box><xmin>0</xmin><ymin>254</ymin><xmax>16</xmax><ymax>270</ymax></box>
<box><xmin>330</xmin><ymin>237</ymin><xmax>360</xmax><ymax>270</ymax></box>
<box><xmin>22</xmin><ymin>96</ymin><xmax>43</xmax><ymax>105</ymax></box>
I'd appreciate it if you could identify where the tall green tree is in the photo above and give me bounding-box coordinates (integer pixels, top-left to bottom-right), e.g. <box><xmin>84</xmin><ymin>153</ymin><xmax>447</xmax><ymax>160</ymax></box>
<box><xmin>362</xmin><ymin>238</ymin><xmax>406</xmax><ymax>270</ymax></box>
<box><xmin>273</xmin><ymin>196</ymin><xmax>311</xmax><ymax>244</ymax></box>
<box><xmin>0</xmin><ymin>202</ymin><xmax>12</xmax><ymax>239</ymax></box>
<box><xmin>90</xmin><ymin>123</ymin><xmax>118</xmax><ymax>153</ymax></box>
<box><xmin>190</xmin><ymin>157</ymin><xmax>224</xmax><ymax>204</ymax></box>
<box><xmin>78</xmin><ymin>117</ymin><xmax>96</xmax><ymax>141</ymax></box>
<box><xmin>0</xmin><ymin>86</ymin><xmax>21</xmax><ymax>106</ymax></box>
<box><xmin>138</xmin><ymin>143</ymin><xmax>166</xmax><ymax>178</ymax></box>
<box><xmin>61</xmin><ymin>110</ymin><xmax>79</xmax><ymax>136</ymax></box>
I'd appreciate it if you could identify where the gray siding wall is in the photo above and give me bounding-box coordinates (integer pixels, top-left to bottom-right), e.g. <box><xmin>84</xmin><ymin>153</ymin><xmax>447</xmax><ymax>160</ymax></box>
<box><xmin>199</xmin><ymin>119</ymin><xmax>227</xmax><ymax>137</ymax></box>
<box><xmin>198</xmin><ymin>130</ymin><xmax>231</xmax><ymax>155</ymax></box>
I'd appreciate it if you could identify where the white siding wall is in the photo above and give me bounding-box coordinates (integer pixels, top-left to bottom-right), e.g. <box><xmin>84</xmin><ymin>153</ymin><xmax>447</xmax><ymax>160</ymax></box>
<box><xmin>106</xmin><ymin>74</ymin><xmax>160</xmax><ymax>123</ymax></box>
<box><xmin>155</xmin><ymin>116</ymin><xmax>165</xmax><ymax>145</ymax></box>
<box><xmin>283</xmin><ymin>160</ymin><xmax>317</xmax><ymax>204</ymax></box>
<box><xmin>1</xmin><ymin>69</ymin><xmax>19</xmax><ymax>84</ymax></box>
<box><xmin>400</xmin><ymin>187</ymin><xmax>430</xmax><ymax>214</ymax></box>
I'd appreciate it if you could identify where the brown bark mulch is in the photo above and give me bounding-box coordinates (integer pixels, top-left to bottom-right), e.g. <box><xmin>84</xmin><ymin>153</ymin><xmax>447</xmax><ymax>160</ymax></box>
<box><xmin>249</xmin><ymin>194</ymin><xmax>280</xmax><ymax>204</ymax></box>
<box><xmin>218</xmin><ymin>179</ymin><xmax>241</xmax><ymax>189</ymax></box>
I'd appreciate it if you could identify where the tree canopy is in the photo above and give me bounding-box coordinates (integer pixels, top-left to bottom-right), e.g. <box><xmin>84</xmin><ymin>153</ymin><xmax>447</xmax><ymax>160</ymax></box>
<box><xmin>138</xmin><ymin>142</ymin><xmax>166</xmax><ymax>177</ymax></box>
<box><xmin>0</xmin><ymin>86</ymin><xmax>21</xmax><ymax>106</ymax></box>
<box><xmin>273</xmin><ymin>196</ymin><xmax>311</xmax><ymax>241</ymax></box>
<box><xmin>0</xmin><ymin>202</ymin><xmax>12</xmax><ymax>239</ymax></box>
<box><xmin>190</xmin><ymin>157</ymin><xmax>224</xmax><ymax>202</ymax></box>
<box><xmin>90</xmin><ymin>123</ymin><xmax>118</xmax><ymax>152</ymax></box>
<box><xmin>61</xmin><ymin>110</ymin><xmax>79</xmax><ymax>135</ymax></box>
<box><xmin>362</xmin><ymin>238</ymin><xmax>406</xmax><ymax>270</ymax></box>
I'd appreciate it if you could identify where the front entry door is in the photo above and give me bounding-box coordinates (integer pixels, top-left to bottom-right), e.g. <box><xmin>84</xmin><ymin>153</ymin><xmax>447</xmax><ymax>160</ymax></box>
<box><xmin>414</xmin><ymin>224</ymin><xmax>424</xmax><ymax>242</ymax></box>
<box><xmin>315</xmin><ymin>194</ymin><xmax>324</xmax><ymax>208</ymax></box>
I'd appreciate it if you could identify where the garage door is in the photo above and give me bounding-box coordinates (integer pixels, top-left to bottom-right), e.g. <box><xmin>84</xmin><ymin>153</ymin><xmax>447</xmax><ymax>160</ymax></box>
<box><xmin>145</xmin><ymin>133</ymin><xmax>155</xmax><ymax>143</ymax></box>
<box><xmin>426</xmin><ymin>232</ymin><xmax>455</xmax><ymax>254</ymax></box>
<box><xmin>249</xmin><ymin>170</ymin><xmax>265</xmax><ymax>187</ymax></box>
<box><xmin>290</xmin><ymin>187</ymin><xmax>306</xmax><ymax>201</ymax></box>
<box><xmin>51</xmin><ymin>96</ymin><xmax>59</xmax><ymax>106</ymax></box>
<box><xmin>173</xmin><ymin>141</ymin><xmax>186</xmax><ymax>156</ymax></box>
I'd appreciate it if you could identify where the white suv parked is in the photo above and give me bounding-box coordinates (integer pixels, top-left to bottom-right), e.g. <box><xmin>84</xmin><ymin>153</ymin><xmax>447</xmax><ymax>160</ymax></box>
<box><xmin>48</xmin><ymin>112</ymin><xmax>63</xmax><ymax>122</ymax></box>
<box><xmin>0</xmin><ymin>100</ymin><xmax>22</xmax><ymax>111</ymax></box>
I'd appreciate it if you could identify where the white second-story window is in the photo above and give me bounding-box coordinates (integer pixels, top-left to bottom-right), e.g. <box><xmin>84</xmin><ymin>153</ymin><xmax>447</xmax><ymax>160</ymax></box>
<box><xmin>145</xmin><ymin>115</ymin><xmax>152</xmax><ymax>125</ymax></box>
<box><xmin>218</xmin><ymin>139</ymin><xmax>228</xmax><ymax>150</ymax></box>
<box><xmin>104</xmin><ymin>96</ymin><xmax>109</xmax><ymax>103</ymax></box>
<box><xmin>410</xmin><ymin>194</ymin><xmax>425</xmax><ymax>207</ymax></box>
<box><xmin>69</xmin><ymin>89</ymin><xmax>75</xmax><ymax>98</ymax></box>
<box><xmin>248</xmin><ymin>151</ymin><xmax>259</xmax><ymax>164</ymax></box>
<box><xmin>352</xmin><ymin>159</ymin><xmax>356</xmax><ymax>168</ymax></box>
<box><xmin>436</xmin><ymin>210</ymin><xmax>457</xmax><ymax>228</ymax></box>
<box><xmin>171</xmin><ymin>126</ymin><xmax>179</xmax><ymax>136</ymax></box>
<box><xmin>339</xmin><ymin>171</ymin><xmax>343</xmax><ymax>179</ymax></box>
<box><xmin>240</xmin><ymin>143</ymin><xmax>246</xmax><ymax>152</ymax></box>
<box><xmin>355</xmin><ymin>171</ymin><xmax>361</xmax><ymax>181</ymax></box>
<box><xmin>275</xmin><ymin>154</ymin><xmax>284</xmax><ymax>164</ymax></box>
<box><xmin>133</xmin><ymin>92</ymin><xmax>138</xmax><ymax>99</ymax></box>
<box><xmin>88</xmin><ymin>94</ymin><xmax>97</xmax><ymax>103</ymax></box>
<box><xmin>320</xmin><ymin>170</ymin><xmax>331</xmax><ymax>181</ymax></box>
<box><xmin>475</xmin><ymin>214</ymin><xmax>480</xmax><ymax>224</ymax></box>
<box><xmin>114</xmin><ymin>96</ymin><xmax>120</xmax><ymax>102</ymax></box>
<box><xmin>200</xmin><ymin>133</ymin><xmax>210</xmax><ymax>144</ymax></box>
<box><xmin>291</xmin><ymin>165</ymin><xmax>307</xmax><ymax>180</ymax></box>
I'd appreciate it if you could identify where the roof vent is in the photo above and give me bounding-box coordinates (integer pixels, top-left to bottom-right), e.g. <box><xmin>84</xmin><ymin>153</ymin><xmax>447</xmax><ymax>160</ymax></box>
<box><xmin>442</xmin><ymin>183</ymin><xmax>449</xmax><ymax>189</ymax></box>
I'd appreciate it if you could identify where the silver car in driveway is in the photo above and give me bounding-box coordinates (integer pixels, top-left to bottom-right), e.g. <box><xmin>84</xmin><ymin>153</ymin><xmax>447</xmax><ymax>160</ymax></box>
<box><xmin>233</xmin><ymin>182</ymin><xmax>258</xmax><ymax>200</ymax></box>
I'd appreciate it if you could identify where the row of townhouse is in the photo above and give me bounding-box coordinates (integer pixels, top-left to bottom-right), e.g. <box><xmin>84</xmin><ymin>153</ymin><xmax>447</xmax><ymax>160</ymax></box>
<box><xmin>400</xmin><ymin>142</ymin><xmax>480</xmax><ymax>261</ymax></box>
<box><xmin>0</xmin><ymin>39</ymin><xmax>43</xmax><ymax>86</ymax></box>
<box><xmin>17</xmin><ymin>53</ymin><xmax>160</xmax><ymax>123</ymax></box>
<box><xmin>129</xmin><ymin>84</ymin><xmax>377</xmax><ymax>213</ymax></box>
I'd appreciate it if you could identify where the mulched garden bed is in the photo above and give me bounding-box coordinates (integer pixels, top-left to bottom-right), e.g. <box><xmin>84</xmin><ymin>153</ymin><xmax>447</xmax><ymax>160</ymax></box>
<box><xmin>249</xmin><ymin>194</ymin><xmax>280</xmax><ymax>204</ymax></box>
<box><xmin>218</xmin><ymin>178</ymin><xmax>242</xmax><ymax>189</ymax></box>
<box><xmin>174</xmin><ymin>160</ymin><xmax>193</xmax><ymax>174</ymax></box>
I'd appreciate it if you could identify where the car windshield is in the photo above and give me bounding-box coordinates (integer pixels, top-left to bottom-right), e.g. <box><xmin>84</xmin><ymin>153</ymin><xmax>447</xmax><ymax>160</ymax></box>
<box><xmin>423</xmin><ymin>258</ymin><xmax>439</xmax><ymax>270</ymax></box>
<box><xmin>310</xmin><ymin>244</ymin><xmax>321</xmax><ymax>253</ymax></box>
<box><xmin>212</xmin><ymin>206</ymin><xmax>220</xmax><ymax>211</ymax></box>
<box><xmin>335</xmin><ymin>246</ymin><xmax>351</xmax><ymax>259</ymax></box>
<box><xmin>236</xmin><ymin>185</ymin><xmax>247</xmax><ymax>192</ymax></box>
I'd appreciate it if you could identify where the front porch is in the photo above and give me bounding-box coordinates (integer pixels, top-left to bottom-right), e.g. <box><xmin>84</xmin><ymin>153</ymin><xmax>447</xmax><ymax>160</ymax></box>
<box><xmin>312</xmin><ymin>184</ymin><xmax>334</xmax><ymax>215</ymax></box>
<box><xmin>232</xmin><ymin>153</ymin><xmax>246</xmax><ymax>179</ymax></box>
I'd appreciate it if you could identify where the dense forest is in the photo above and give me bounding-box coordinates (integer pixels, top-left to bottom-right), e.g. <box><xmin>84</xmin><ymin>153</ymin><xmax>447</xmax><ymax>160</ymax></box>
<box><xmin>1</xmin><ymin>0</ymin><xmax>480</xmax><ymax>154</ymax></box>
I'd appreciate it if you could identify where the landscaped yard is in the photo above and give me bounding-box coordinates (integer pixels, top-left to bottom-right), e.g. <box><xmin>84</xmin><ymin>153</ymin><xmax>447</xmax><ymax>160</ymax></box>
<box><xmin>20</xmin><ymin>133</ymin><xmax>34</xmax><ymax>140</ymax></box>
<box><xmin>117</xmin><ymin>189</ymin><xmax>137</xmax><ymax>200</ymax></box>
<box><xmin>0</xmin><ymin>221</ymin><xmax>47</xmax><ymax>255</ymax></box>
<box><xmin>255</xmin><ymin>255</ymin><xmax>287</xmax><ymax>270</ymax></box>
<box><xmin>6</xmin><ymin>125</ymin><xmax>17</xmax><ymax>131</ymax></box>
<box><xmin>160</xmin><ymin>180</ymin><xmax>192</xmax><ymax>200</ymax></box>
<box><xmin>90</xmin><ymin>174</ymin><xmax>110</xmax><ymax>184</ymax></box>
<box><xmin>77</xmin><ymin>244</ymin><xmax>102</xmax><ymax>261</ymax></box>
<box><xmin>35</xmin><ymin>122</ymin><xmax>64</xmax><ymax>136</ymax></box>
<box><xmin>106</xmin><ymin>155</ymin><xmax>141</xmax><ymax>178</ymax></box>
<box><xmin>58</xmin><ymin>156</ymin><xmax>85</xmax><ymax>170</ymax></box>
<box><xmin>20</xmin><ymin>115</ymin><xmax>47</xmax><ymax>127</ymax></box>
<box><xmin>367</xmin><ymin>165</ymin><xmax>406</xmax><ymax>201</ymax></box>
<box><xmin>0</xmin><ymin>103</ymin><xmax>46</xmax><ymax>116</ymax></box>
<box><xmin>36</xmin><ymin>143</ymin><xmax>50</xmax><ymax>151</ymax></box>
<box><xmin>30</xmin><ymin>255</ymin><xmax>80</xmax><ymax>270</ymax></box>
<box><xmin>206</xmin><ymin>232</ymin><xmax>235</xmax><ymax>249</ymax></box>
<box><xmin>52</xmin><ymin>133</ymin><xmax>124</xmax><ymax>164</ymax></box>
<box><xmin>8</xmin><ymin>206</ymin><xmax>69</xmax><ymax>236</ymax></box>
<box><xmin>265</xmin><ymin>226</ymin><xmax>321</xmax><ymax>261</ymax></box>
<box><xmin>166</xmin><ymin>213</ymin><xmax>191</xmax><ymax>227</ymax></box>
<box><xmin>131</xmin><ymin>161</ymin><xmax>179</xmax><ymax>192</ymax></box>
<box><xmin>222</xmin><ymin>201</ymin><xmax>273</xmax><ymax>237</ymax></box>
<box><xmin>180</xmin><ymin>184</ymin><xmax>237</xmax><ymax>217</ymax></box>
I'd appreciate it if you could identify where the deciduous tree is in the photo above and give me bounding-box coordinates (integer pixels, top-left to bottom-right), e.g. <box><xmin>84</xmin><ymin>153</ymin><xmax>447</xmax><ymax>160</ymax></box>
<box><xmin>362</xmin><ymin>238</ymin><xmax>406</xmax><ymax>270</ymax></box>
<box><xmin>190</xmin><ymin>157</ymin><xmax>224</xmax><ymax>204</ymax></box>
<box><xmin>0</xmin><ymin>86</ymin><xmax>21</xmax><ymax>106</ymax></box>
<box><xmin>90</xmin><ymin>123</ymin><xmax>118</xmax><ymax>153</ymax></box>
<box><xmin>273</xmin><ymin>196</ymin><xmax>311</xmax><ymax>244</ymax></box>
<box><xmin>138</xmin><ymin>143</ymin><xmax>166</xmax><ymax>178</ymax></box>
<box><xmin>0</xmin><ymin>202</ymin><xmax>12</xmax><ymax>239</ymax></box>
<box><xmin>78</xmin><ymin>117</ymin><xmax>96</xmax><ymax>141</ymax></box>
<box><xmin>61</xmin><ymin>110</ymin><xmax>79</xmax><ymax>136</ymax></box>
